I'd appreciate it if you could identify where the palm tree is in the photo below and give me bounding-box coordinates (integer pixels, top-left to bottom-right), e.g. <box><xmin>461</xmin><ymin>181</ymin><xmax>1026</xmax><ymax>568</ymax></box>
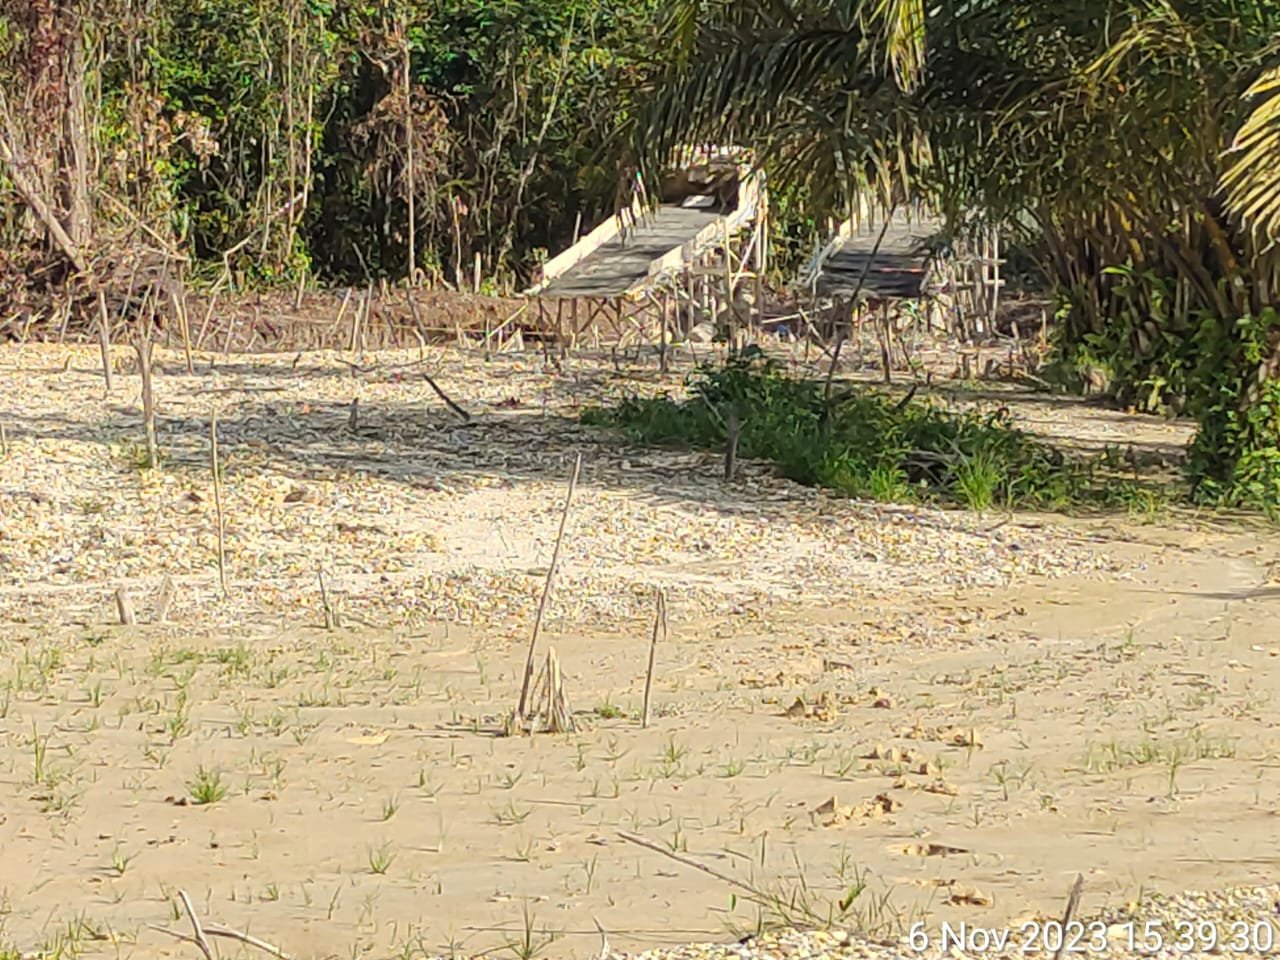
<box><xmin>634</xmin><ymin>0</ymin><xmax>925</xmax><ymax>219</ymax></box>
<box><xmin>632</xmin><ymin>0</ymin><xmax>1280</xmax><ymax>504</ymax></box>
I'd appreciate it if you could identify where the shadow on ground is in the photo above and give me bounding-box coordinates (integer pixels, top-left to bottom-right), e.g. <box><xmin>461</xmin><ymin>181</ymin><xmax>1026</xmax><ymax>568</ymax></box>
<box><xmin>5</xmin><ymin>348</ymin><xmax>1196</xmax><ymax>524</ymax></box>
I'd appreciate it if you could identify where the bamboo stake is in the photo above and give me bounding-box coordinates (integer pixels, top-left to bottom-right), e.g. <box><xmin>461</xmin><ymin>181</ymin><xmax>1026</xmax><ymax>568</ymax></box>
<box><xmin>1052</xmin><ymin>876</ymin><xmax>1086</xmax><ymax>960</ymax></box>
<box><xmin>722</xmin><ymin>218</ymin><xmax>735</xmax><ymax>348</ymax></box>
<box><xmin>351</xmin><ymin>284</ymin><xmax>373</xmax><ymax>358</ymax></box>
<box><xmin>330</xmin><ymin>287</ymin><xmax>353</xmax><ymax>344</ymax></box>
<box><xmin>317</xmin><ymin>567</ymin><xmax>336</xmax><ymax>630</ymax></box>
<box><xmin>759</xmin><ymin>181</ymin><xmax>769</xmax><ymax>277</ymax></box>
<box><xmin>879</xmin><ymin>301</ymin><xmax>892</xmax><ymax>385</ymax></box>
<box><xmin>210</xmin><ymin>409</ymin><xmax>229</xmax><ymax>599</ymax></box>
<box><xmin>115</xmin><ymin>587</ymin><xmax>136</xmax><ymax>626</ymax></box>
<box><xmin>658</xmin><ymin>293</ymin><xmax>669</xmax><ymax>373</ymax></box>
<box><xmin>546</xmin><ymin>646</ymin><xmax>571</xmax><ymax>732</ymax></box>
<box><xmin>823</xmin><ymin>217</ymin><xmax>891</xmax><ymax>403</ymax></box>
<box><xmin>403</xmin><ymin>26</ymin><xmax>416</xmax><ymax>285</ymax></box>
<box><xmin>989</xmin><ymin>228</ymin><xmax>1002</xmax><ymax>329</ymax></box>
<box><xmin>155</xmin><ymin>575</ymin><xmax>175</xmax><ymax>623</ymax></box>
<box><xmin>516</xmin><ymin>452</ymin><xmax>582</xmax><ymax>719</ymax></box>
<box><xmin>96</xmin><ymin>288</ymin><xmax>113</xmax><ymax>393</ymax></box>
<box><xmin>193</xmin><ymin>289</ymin><xmax>219</xmax><ymax>352</ymax></box>
<box><xmin>641</xmin><ymin>588</ymin><xmax>666</xmax><ymax>728</ymax></box>
<box><xmin>135</xmin><ymin>319</ymin><xmax>159</xmax><ymax>469</ymax></box>
<box><xmin>171</xmin><ymin>268</ymin><xmax>195</xmax><ymax>374</ymax></box>
<box><xmin>724</xmin><ymin>407</ymin><xmax>742</xmax><ymax>481</ymax></box>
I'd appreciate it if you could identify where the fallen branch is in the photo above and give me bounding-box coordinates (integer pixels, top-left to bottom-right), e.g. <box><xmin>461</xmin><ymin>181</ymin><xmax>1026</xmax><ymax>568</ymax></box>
<box><xmin>482</xmin><ymin>302</ymin><xmax>529</xmax><ymax>346</ymax></box>
<box><xmin>178</xmin><ymin>889</ymin><xmax>214</xmax><ymax>960</ymax></box>
<box><xmin>97</xmin><ymin>190</ymin><xmax>189</xmax><ymax>261</ymax></box>
<box><xmin>617</xmin><ymin>830</ymin><xmax>764</xmax><ymax>903</ymax></box>
<box><xmin>148</xmin><ymin>889</ymin><xmax>292</xmax><ymax>960</ymax></box>
<box><xmin>200</xmin><ymin>923</ymin><xmax>292</xmax><ymax>960</ymax></box>
<box><xmin>593</xmin><ymin>917</ymin><xmax>610</xmax><ymax>960</ymax></box>
<box><xmin>423</xmin><ymin>373</ymin><xmax>472</xmax><ymax>422</ymax></box>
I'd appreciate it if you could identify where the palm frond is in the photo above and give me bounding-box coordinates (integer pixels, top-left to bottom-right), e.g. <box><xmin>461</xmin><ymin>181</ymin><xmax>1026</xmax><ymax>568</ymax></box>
<box><xmin>1223</xmin><ymin>65</ymin><xmax>1280</xmax><ymax>241</ymax></box>
<box><xmin>632</xmin><ymin>0</ymin><xmax>925</xmax><ymax>218</ymax></box>
<box><xmin>865</xmin><ymin>0</ymin><xmax>925</xmax><ymax>91</ymax></box>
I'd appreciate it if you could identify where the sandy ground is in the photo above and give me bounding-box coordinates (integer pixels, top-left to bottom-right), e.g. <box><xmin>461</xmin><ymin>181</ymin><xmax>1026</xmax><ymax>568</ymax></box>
<box><xmin>1</xmin><ymin>341</ymin><xmax>1278</xmax><ymax>960</ymax></box>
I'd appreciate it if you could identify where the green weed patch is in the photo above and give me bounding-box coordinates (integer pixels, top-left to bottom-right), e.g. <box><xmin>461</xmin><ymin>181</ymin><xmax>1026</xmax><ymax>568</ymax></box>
<box><xmin>583</xmin><ymin>355</ymin><xmax>1168</xmax><ymax>513</ymax></box>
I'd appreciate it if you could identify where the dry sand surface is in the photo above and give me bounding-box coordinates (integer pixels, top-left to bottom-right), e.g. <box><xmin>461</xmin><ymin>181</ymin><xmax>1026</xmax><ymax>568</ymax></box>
<box><xmin>1</xmin><ymin>342</ymin><xmax>1278</xmax><ymax>960</ymax></box>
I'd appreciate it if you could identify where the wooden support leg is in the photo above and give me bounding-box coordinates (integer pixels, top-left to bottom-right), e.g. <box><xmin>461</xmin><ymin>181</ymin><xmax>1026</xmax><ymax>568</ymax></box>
<box><xmin>659</xmin><ymin>293</ymin><xmax>669</xmax><ymax>374</ymax></box>
<box><xmin>879</xmin><ymin>301</ymin><xmax>892</xmax><ymax>385</ymax></box>
<box><xmin>614</xmin><ymin>297</ymin><xmax>625</xmax><ymax>355</ymax></box>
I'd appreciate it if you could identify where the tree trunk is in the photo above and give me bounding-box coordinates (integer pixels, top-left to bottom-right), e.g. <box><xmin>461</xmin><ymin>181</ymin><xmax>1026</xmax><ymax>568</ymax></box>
<box><xmin>1</xmin><ymin>0</ymin><xmax>94</xmax><ymax>278</ymax></box>
<box><xmin>62</xmin><ymin>22</ymin><xmax>93</xmax><ymax>253</ymax></box>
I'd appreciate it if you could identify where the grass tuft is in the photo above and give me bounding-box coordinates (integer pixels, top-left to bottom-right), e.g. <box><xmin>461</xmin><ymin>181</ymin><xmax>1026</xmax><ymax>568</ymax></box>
<box><xmin>187</xmin><ymin>765</ymin><xmax>228</xmax><ymax>805</ymax></box>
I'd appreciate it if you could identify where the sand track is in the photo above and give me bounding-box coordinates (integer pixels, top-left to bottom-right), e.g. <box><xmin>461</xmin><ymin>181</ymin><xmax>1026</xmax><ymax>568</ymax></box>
<box><xmin>1</xmin><ymin>343</ymin><xmax>1277</xmax><ymax>959</ymax></box>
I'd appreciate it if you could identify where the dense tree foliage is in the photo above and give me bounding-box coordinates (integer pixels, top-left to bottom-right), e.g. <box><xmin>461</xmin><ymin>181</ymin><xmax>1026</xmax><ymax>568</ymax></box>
<box><xmin>634</xmin><ymin>0</ymin><xmax>1280</xmax><ymax>507</ymax></box>
<box><xmin>3</xmin><ymin>0</ymin><xmax>1280</xmax><ymax>506</ymax></box>
<box><xmin>0</xmin><ymin>0</ymin><xmax>658</xmax><ymax>289</ymax></box>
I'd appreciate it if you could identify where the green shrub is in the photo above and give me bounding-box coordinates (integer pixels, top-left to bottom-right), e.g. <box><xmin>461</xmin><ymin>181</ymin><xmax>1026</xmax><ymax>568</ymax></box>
<box><xmin>1183</xmin><ymin>309</ymin><xmax>1280</xmax><ymax>512</ymax></box>
<box><xmin>583</xmin><ymin>354</ymin><xmax>1161</xmax><ymax>512</ymax></box>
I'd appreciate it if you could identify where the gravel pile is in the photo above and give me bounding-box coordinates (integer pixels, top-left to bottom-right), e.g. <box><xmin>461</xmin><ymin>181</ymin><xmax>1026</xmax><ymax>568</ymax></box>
<box><xmin>1</xmin><ymin>345</ymin><xmax>1126</xmax><ymax>630</ymax></box>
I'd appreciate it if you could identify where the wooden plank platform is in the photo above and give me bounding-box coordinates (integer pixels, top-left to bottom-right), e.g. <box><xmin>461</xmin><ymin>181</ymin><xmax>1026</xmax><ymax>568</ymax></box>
<box><xmin>813</xmin><ymin>211</ymin><xmax>943</xmax><ymax>300</ymax></box>
<box><xmin>538</xmin><ymin>204</ymin><xmax>723</xmax><ymax>297</ymax></box>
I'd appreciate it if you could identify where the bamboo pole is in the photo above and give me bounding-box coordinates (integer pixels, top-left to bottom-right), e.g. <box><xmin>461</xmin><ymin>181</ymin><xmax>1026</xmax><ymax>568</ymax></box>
<box><xmin>171</xmin><ymin>266</ymin><xmax>195</xmax><ymax>374</ymax></box>
<box><xmin>135</xmin><ymin>321</ymin><xmax>158</xmax><ymax>469</ymax></box>
<box><xmin>96</xmin><ymin>289</ymin><xmax>114</xmax><ymax>393</ymax></box>
<box><xmin>722</xmin><ymin>219</ymin><xmax>735</xmax><ymax>349</ymax></box>
<box><xmin>516</xmin><ymin>453</ymin><xmax>582</xmax><ymax>719</ymax></box>
<box><xmin>210</xmin><ymin>409</ymin><xmax>229</xmax><ymax>599</ymax></box>
<box><xmin>403</xmin><ymin>27</ymin><xmax>416</xmax><ymax>284</ymax></box>
<box><xmin>658</xmin><ymin>292</ymin><xmax>669</xmax><ymax>373</ymax></box>
<box><xmin>641</xmin><ymin>588</ymin><xmax>666</xmax><ymax>729</ymax></box>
